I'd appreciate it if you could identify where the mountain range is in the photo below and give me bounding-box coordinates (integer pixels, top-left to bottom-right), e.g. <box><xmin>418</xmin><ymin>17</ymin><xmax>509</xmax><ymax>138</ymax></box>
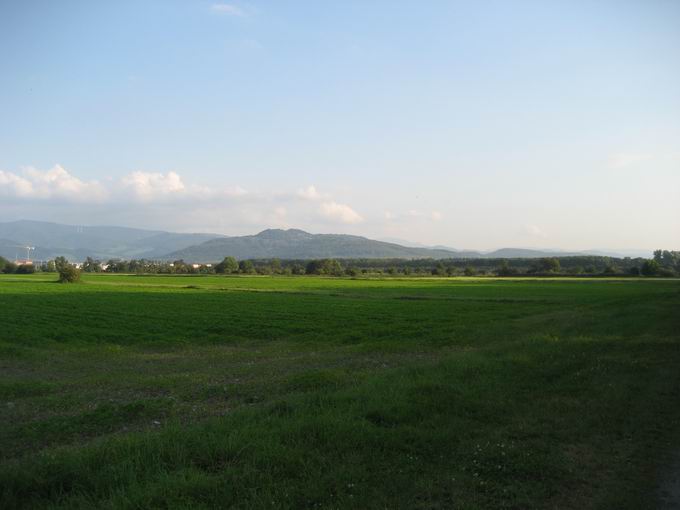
<box><xmin>0</xmin><ymin>220</ymin><xmax>647</xmax><ymax>262</ymax></box>
<box><xmin>0</xmin><ymin>220</ymin><xmax>219</xmax><ymax>262</ymax></box>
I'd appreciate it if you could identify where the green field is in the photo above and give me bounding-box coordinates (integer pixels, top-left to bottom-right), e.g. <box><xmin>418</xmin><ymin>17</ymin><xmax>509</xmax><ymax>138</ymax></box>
<box><xmin>1</xmin><ymin>274</ymin><xmax>679</xmax><ymax>509</ymax></box>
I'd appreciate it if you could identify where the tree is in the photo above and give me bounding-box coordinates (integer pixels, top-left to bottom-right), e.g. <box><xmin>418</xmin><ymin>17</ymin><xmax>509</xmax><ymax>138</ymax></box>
<box><xmin>532</xmin><ymin>258</ymin><xmax>560</xmax><ymax>273</ymax></box>
<box><xmin>54</xmin><ymin>257</ymin><xmax>69</xmax><ymax>271</ymax></box>
<box><xmin>215</xmin><ymin>256</ymin><xmax>238</xmax><ymax>274</ymax></box>
<box><xmin>306</xmin><ymin>259</ymin><xmax>343</xmax><ymax>276</ymax></box>
<box><xmin>432</xmin><ymin>262</ymin><xmax>447</xmax><ymax>276</ymax></box>
<box><xmin>239</xmin><ymin>260</ymin><xmax>255</xmax><ymax>274</ymax></box>
<box><xmin>256</xmin><ymin>264</ymin><xmax>273</xmax><ymax>275</ymax></box>
<box><xmin>82</xmin><ymin>257</ymin><xmax>101</xmax><ymax>273</ymax></box>
<box><xmin>271</xmin><ymin>258</ymin><xmax>282</xmax><ymax>274</ymax></box>
<box><xmin>464</xmin><ymin>266</ymin><xmax>476</xmax><ymax>277</ymax></box>
<box><xmin>15</xmin><ymin>264</ymin><xmax>35</xmax><ymax>274</ymax></box>
<box><xmin>641</xmin><ymin>259</ymin><xmax>660</xmax><ymax>276</ymax></box>
<box><xmin>654</xmin><ymin>250</ymin><xmax>680</xmax><ymax>271</ymax></box>
<box><xmin>602</xmin><ymin>264</ymin><xmax>619</xmax><ymax>275</ymax></box>
<box><xmin>345</xmin><ymin>267</ymin><xmax>360</xmax><ymax>277</ymax></box>
<box><xmin>57</xmin><ymin>257</ymin><xmax>80</xmax><ymax>283</ymax></box>
<box><xmin>496</xmin><ymin>260</ymin><xmax>518</xmax><ymax>276</ymax></box>
<box><xmin>291</xmin><ymin>264</ymin><xmax>305</xmax><ymax>275</ymax></box>
<box><xmin>1</xmin><ymin>258</ymin><xmax>17</xmax><ymax>274</ymax></box>
<box><xmin>172</xmin><ymin>260</ymin><xmax>190</xmax><ymax>273</ymax></box>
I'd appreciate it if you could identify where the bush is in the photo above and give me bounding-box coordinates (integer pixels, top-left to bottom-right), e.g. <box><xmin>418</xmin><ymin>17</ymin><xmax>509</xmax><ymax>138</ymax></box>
<box><xmin>58</xmin><ymin>264</ymin><xmax>81</xmax><ymax>283</ymax></box>
<box><xmin>2</xmin><ymin>261</ymin><xmax>17</xmax><ymax>274</ymax></box>
<box><xmin>345</xmin><ymin>267</ymin><xmax>360</xmax><ymax>277</ymax></box>
<box><xmin>215</xmin><ymin>256</ymin><xmax>238</xmax><ymax>274</ymax></box>
<box><xmin>305</xmin><ymin>259</ymin><xmax>343</xmax><ymax>276</ymax></box>
<box><xmin>530</xmin><ymin>258</ymin><xmax>561</xmax><ymax>273</ymax></box>
<box><xmin>496</xmin><ymin>260</ymin><xmax>519</xmax><ymax>276</ymax></box>
<box><xmin>602</xmin><ymin>265</ymin><xmax>619</xmax><ymax>275</ymax></box>
<box><xmin>641</xmin><ymin>259</ymin><xmax>660</xmax><ymax>276</ymax></box>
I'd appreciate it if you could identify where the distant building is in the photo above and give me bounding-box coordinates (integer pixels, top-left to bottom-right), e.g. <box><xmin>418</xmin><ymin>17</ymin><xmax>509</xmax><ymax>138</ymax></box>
<box><xmin>15</xmin><ymin>259</ymin><xmax>33</xmax><ymax>266</ymax></box>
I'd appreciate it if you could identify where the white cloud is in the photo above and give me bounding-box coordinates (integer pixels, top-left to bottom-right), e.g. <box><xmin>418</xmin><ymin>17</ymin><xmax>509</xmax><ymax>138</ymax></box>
<box><xmin>0</xmin><ymin>165</ymin><xmax>250</xmax><ymax>205</ymax></box>
<box><xmin>0</xmin><ymin>165</ymin><xmax>368</xmax><ymax>232</ymax></box>
<box><xmin>0</xmin><ymin>165</ymin><xmax>107</xmax><ymax>202</ymax></box>
<box><xmin>297</xmin><ymin>185</ymin><xmax>326</xmax><ymax>201</ymax></box>
<box><xmin>0</xmin><ymin>170</ymin><xmax>33</xmax><ymax>197</ymax></box>
<box><xmin>523</xmin><ymin>224</ymin><xmax>546</xmax><ymax>238</ymax></box>
<box><xmin>117</xmin><ymin>171</ymin><xmax>247</xmax><ymax>203</ymax></box>
<box><xmin>120</xmin><ymin>171</ymin><xmax>186</xmax><ymax>201</ymax></box>
<box><xmin>211</xmin><ymin>3</ymin><xmax>245</xmax><ymax>16</ymax></box>
<box><xmin>319</xmin><ymin>201</ymin><xmax>364</xmax><ymax>224</ymax></box>
<box><xmin>431</xmin><ymin>211</ymin><xmax>443</xmax><ymax>221</ymax></box>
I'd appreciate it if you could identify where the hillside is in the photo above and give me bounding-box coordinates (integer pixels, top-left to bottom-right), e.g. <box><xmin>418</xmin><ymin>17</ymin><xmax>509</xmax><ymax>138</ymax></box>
<box><xmin>0</xmin><ymin>221</ymin><xmax>640</xmax><ymax>262</ymax></box>
<box><xmin>0</xmin><ymin>220</ymin><xmax>221</xmax><ymax>261</ymax></box>
<box><xmin>163</xmin><ymin>229</ymin><xmax>466</xmax><ymax>262</ymax></box>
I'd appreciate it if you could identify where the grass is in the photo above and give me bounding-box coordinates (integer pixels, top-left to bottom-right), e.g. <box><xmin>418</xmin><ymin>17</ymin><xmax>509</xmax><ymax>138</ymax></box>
<box><xmin>0</xmin><ymin>273</ymin><xmax>679</xmax><ymax>509</ymax></box>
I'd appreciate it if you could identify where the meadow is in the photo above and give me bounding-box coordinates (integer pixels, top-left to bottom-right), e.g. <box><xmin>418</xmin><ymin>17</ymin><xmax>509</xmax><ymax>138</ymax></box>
<box><xmin>1</xmin><ymin>273</ymin><xmax>679</xmax><ymax>509</ymax></box>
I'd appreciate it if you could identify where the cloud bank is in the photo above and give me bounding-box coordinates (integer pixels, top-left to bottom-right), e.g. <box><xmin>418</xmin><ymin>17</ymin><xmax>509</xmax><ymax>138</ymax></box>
<box><xmin>0</xmin><ymin>164</ymin><xmax>364</xmax><ymax>232</ymax></box>
<box><xmin>0</xmin><ymin>165</ymin><xmax>106</xmax><ymax>202</ymax></box>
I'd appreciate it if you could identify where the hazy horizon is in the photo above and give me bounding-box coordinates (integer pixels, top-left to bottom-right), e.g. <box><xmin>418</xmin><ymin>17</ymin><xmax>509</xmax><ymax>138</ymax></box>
<box><xmin>2</xmin><ymin>1</ymin><xmax>679</xmax><ymax>251</ymax></box>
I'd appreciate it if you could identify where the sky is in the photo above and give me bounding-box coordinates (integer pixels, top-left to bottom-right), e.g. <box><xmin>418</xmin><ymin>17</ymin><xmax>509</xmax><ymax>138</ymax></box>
<box><xmin>1</xmin><ymin>0</ymin><xmax>679</xmax><ymax>252</ymax></box>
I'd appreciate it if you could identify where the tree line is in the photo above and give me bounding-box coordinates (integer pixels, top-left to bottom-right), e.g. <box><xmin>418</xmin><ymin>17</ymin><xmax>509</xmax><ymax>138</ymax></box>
<box><xmin>3</xmin><ymin>251</ymin><xmax>677</xmax><ymax>277</ymax></box>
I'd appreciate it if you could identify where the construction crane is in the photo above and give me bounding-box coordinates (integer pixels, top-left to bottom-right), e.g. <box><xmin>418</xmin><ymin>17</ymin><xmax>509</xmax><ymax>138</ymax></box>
<box><xmin>15</xmin><ymin>245</ymin><xmax>35</xmax><ymax>263</ymax></box>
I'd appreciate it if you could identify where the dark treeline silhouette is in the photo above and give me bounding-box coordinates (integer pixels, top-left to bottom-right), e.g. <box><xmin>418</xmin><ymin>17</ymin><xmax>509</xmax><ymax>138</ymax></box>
<box><xmin>3</xmin><ymin>252</ymin><xmax>677</xmax><ymax>277</ymax></box>
<box><xmin>204</xmin><ymin>254</ymin><xmax>674</xmax><ymax>277</ymax></box>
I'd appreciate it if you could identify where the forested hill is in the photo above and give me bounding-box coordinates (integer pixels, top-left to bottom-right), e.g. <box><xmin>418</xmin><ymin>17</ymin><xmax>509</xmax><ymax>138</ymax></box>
<box><xmin>162</xmin><ymin>228</ymin><xmax>622</xmax><ymax>262</ymax></box>
<box><xmin>0</xmin><ymin>220</ymin><xmax>220</xmax><ymax>261</ymax></box>
<box><xmin>162</xmin><ymin>229</ymin><xmax>466</xmax><ymax>262</ymax></box>
<box><xmin>1</xmin><ymin>221</ymin><xmax>644</xmax><ymax>262</ymax></box>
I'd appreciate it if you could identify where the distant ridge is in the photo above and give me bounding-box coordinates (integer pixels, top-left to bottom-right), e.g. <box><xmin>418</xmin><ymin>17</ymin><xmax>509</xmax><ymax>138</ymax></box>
<box><xmin>162</xmin><ymin>229</ymin><xmax>463</xmax><ymax>262</ymax></box>
<box><xmin>163</xmin><ymin>229</ymin><xmax>637</xmax><ymax>262</ymax></box>
<box><xmin>0</xmin><ymin>220</ymin><xmax>221</xmax><ymax>261</ymax></box>
<box><xmin>0</xmin><ymin>220</ymin><xmax>644</xmax><ymax>262</ymax></box>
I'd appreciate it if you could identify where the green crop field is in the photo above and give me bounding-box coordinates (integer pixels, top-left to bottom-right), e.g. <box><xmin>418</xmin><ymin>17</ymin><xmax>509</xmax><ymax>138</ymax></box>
<box><xmin>1</xmin><ymin>274</ymin><xmax>679</xmax><ymax>509</ymax></box>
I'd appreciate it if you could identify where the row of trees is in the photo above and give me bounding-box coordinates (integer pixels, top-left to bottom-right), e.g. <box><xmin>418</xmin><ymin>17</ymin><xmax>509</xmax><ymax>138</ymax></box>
<box><xmin>208</xmin><ymin>255</ymin><xmax>678</xmax><ymax>277</ymax></box>
<box><xmin>3</xmin><ymin>252</ymin><xmax>678</xmax><ymax>278</ymax></box>
<box><xmin>0</xmin><ymin>256</ymin><xmax>80</xmax><ymax>282</ymax></box>
<box><xmin>0</xmin><ymin>257</ymin><xmax>37</xmax><ymax>274</ymax></box>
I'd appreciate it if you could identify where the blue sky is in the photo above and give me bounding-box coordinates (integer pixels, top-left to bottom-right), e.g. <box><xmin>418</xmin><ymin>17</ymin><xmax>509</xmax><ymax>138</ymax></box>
<box><xmin>1</xmin><ymin>0</ymin><xmax>679</xmax><ymax>251</ymax></box>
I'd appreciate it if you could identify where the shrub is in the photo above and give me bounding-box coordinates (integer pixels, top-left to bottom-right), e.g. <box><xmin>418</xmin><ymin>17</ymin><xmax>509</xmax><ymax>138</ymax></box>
<box><xmin>15</xmin><ymin>264</ymin><xmax>36</xmax><ymax>274</ymax></box>
<box><xmin>2</xmin><ymin>261</ymin><xmax>17</xmax><ymax>274</ymax></box>
<box><xmin>641</xmin><ymin>259</ymin><xmax>660</xmax><ymax>276</ymax></box>
<box><xmin>58</xmin><ymin>264</ymin><xmax>81</xmax><ymax>283</ymax></box>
